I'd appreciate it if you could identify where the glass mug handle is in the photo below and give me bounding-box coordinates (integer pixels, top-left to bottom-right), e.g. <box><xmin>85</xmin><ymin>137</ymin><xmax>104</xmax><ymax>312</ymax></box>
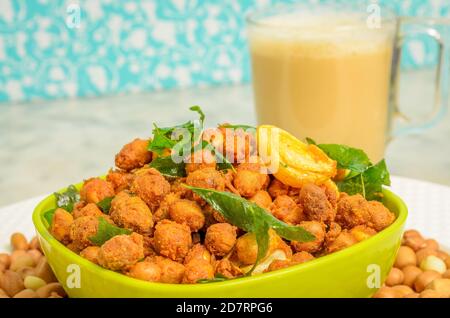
<box><xmin>390</xmin><ymin>18</ymin><xmax>449</xmax><ymax>138</ymax></box>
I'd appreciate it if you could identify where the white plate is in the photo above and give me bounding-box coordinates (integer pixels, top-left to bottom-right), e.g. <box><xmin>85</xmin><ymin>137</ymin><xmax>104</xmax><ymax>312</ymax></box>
<box><xmin>0</xmin><ymin>176</ymin><xmax>449</xmax><ymax>252</ymax></box>
<box><xmin>390</xmin><ymin>176</ymin><xmax>450</xmax><ymax>246</ymax></box>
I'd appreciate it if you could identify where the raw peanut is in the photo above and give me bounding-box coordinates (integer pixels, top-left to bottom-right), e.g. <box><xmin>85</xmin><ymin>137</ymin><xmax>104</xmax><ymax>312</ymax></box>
<box><xmin>373</xmin><ymin>229</ymin><xmax>449</xmax><ymax>299</ymax></box>
<box><xmin>29</xmin><ymin>237</ymin><xmax>41</xmax><ymax>251</ymax></box>
<box><xmin>402</xmin><ymin>265</ymin><xmax>422</xmax><ymax>288</ymax></box>
<box><xmin>27</xmin><ymin>249</ymin><xmax>42</xmax><ymax>264</ymax></box>
<box><xmin>0</xmin><ymin>288</ymin><xmax>9</xmax><ymax>298</ymax></box>
<box><xmin>416</xmin><ymin>248</ymin><xmax>438</xmax><ymax>265</ymax></box>
<box><xmin>0</xmin><ymin>270</ymin><xmax>25</xmax><ymax>296</ymax></box>
<box><xmin>16</xmin><ymin>267</ymin><xmax>36</xmax><ymax>280</ymax></box>
<box><xmin>10</xmin><ymin>250</ymin><xmax>27</xmax><ymax>263</ymax></box>
<box><xmin>372</xmin><ymin>287</ymin><xmax>402</xmax><ymax>298</ymax></box>
<box><xmin>403</xmin><ymin>229</ymin><xmax>422</xmax><ymax>239</ymax></box>
<box><xmin>420</xmin><ymin>255</ymin><xmax>447</xmax><ymax>274</ymax></box>
<box><xmin>10</xmin><ymin>233</ymin><xmax>28</xmax><ymax>251</ymax></box>
<box><xmin>13</xmin><ymin>289</ymin><xmax>38</xmax><ymax>298</ymax></box>
<box><xmin>36</xmin><ymin>282</ymin><xmax>66</xmax><ymax>298</ymax></box>
<box><xmin>391</xmin><ymin>285</ymin><xmax>414</xmax><ymax>297</ymax></box>
<box><xmin>0</xmin><ymin>263</ymin><xmax>6</xmax><ymax>272</ymax></box>
<box><xmin>425</xmin><ymin>278</ymin><xmax>450</xmax><ymax>298</ymax></box>
<box><xmin>424</xmin><ymin>239</ymin><xmax>439</xmax><ymax>251</ymax></box>
<box><xmin>34</xmin><ymin>258</ymin><xmax>57</xmax><ymax>283</ymax></box>
<box><xmin>403</xmin><ymin>235</ymin><xmax>426</xmax><ymax>252</ymax></box>
<box><xmin>10</xmin><ymin>254</ymin><xmax>35</xmax><ymax>272</ymax></box>
<box><xmin>419</xmin><ymin>289</ymin><xmax>445</xmax><ymax>298</ymax></box>
<box><xmin>0</xmin><ymin>253</ymin><xmax>11</xmax><ymax>269</ymax></box>
<box><xmin>24</xmin><ymin>276</ymin><xmax>47</xmax><ymax>291</ymax></box>
<box><xmin>403</xmin><ymin>293</ymin><xmax>420</xmax><ymax>298</ymax></box>
<box><xmin>48</xmin><ymin>292</ymin><xmax>63</xmax><ymax>298</ymax></box>
<box><xmin>394</xmin><ymin>246</ymin><xmax>417</xmax><ymax>268</ymax></box>
<box><xmin>414</xmin><ymin>270</ymin><xmax>441</xmax><ymax>292</ymax></box>
<box><xmin>385</xmin><ymin>267</ymin><xmax>404</xmax><ymax>286</ymax></box>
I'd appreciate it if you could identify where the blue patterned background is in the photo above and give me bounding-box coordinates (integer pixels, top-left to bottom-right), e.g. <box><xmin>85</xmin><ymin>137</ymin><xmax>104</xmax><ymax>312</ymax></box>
<box><xmin>0</xmin><ymin>0</ymin><xmax>449</xmax><ymax>103</ymax></box>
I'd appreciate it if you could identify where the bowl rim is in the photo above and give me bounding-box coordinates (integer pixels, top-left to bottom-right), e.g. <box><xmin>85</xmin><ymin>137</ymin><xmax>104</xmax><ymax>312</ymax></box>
<box><xmin>33</xmin><ymin>184</ymin><xmax>408</xmax><ymax>292</ymax></box>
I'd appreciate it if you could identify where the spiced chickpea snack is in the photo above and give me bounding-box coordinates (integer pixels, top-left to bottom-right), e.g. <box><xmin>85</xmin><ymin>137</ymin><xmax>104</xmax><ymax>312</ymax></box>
<box><xmin>43</xmin><ymin>108</ymin><xmax>399</xmax><ymax>285</ymax></box>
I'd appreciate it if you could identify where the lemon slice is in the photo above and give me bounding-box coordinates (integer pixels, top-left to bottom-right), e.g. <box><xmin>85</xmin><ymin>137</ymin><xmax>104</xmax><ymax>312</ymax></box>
<box><xmin>257</xmin><ymin>125</ymin><xmax>337</xmax><ymax>187</ymax></box>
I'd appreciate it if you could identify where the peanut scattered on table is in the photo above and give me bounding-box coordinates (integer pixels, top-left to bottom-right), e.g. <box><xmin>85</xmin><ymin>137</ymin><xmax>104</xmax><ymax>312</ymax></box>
<box><xmin>1</xmin><ymin>230</ymin><xmax>448</xmax><ymax>298</ymax></box>
<box><xmin>373</xmin><ymin>229</ymin><xmax>450</xmax><ymax>298</ymax></box>
<box><xmin>0</xmin><ymin>233</ymin><xmax>66</xmax><ymax>298</ymax></box>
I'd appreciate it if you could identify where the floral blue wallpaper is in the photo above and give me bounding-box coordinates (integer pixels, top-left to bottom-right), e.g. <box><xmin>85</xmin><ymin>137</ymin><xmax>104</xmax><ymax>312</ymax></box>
<box><xmin>0</xmin><ymin>0</ymin><xmax>449</xmax><ymax>103</ymax></box>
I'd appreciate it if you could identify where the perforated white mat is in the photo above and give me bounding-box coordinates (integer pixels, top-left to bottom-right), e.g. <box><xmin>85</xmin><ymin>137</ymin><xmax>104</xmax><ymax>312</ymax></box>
<box><xmin>0</xmin><ymin>176</ymin><xmax>449</xmax><ymax>252</ymax></box>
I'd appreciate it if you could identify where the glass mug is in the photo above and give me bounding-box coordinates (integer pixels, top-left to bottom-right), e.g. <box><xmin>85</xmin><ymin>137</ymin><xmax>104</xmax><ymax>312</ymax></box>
<box><xmin>247</xmin><ymin>3</ymin><xmax>449</xmax><ymax>161</ymax></box>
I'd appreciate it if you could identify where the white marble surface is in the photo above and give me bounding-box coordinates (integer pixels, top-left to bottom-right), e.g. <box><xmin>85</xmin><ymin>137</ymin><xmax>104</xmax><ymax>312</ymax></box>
<box><xmin>0</xmin><ymin>70</ymin><xmax>449</xmax><ymax>208</ymax></box>
<box><xmin>0</xmin><ymin>85</ymin><xmax>255</xmax><ymax>207</ymax></box>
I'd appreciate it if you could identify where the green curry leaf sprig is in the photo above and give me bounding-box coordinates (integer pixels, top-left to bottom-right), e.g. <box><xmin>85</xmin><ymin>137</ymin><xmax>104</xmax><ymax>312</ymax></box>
<box><xmin>89</xmin><ymin>217</ymin><xmax>132</xmax><ymax>246</ymax></box>
<box><xmin>306</xmin><ymin>138</ymin><xmax>390</xmax><ymax>201</ymax></box>
<box><xmin>219</xmin><ymin>124</ymin><xmax>256</xmax><ymax>130</ymax></box>
<box><xmin>148</xmin><ymin>106</ymin><xmax>204</xmax><ymax>156</ymax></box>
<box><xmin>43</xmin><ymin>185</ymin><xmax>80</xmax><ymax>226</ymax></box>
<box><xmin>197</xmin><ymin>274</ymin><xmax>229</xmax><ymax>284</ymax></box>
<box><xmin>97</xmin><ymin>196</ymin><xmax>114</xmax><ymax>214</ymax></box>
<box><xmin>54</xmin><ymin>185</ymin><xmax>79</xmax><ymax>212</ymax></box>
<box><xmin>186</xmin><ymin>185</ymin><xmax>315</xmax><ymax>274</ymax></box>
<box><xmin>336</xmin><ymin>160</ymin><xmax>390</xmax><ymax>201</ymax></box>
<box><xmin>149</xmin><ymin>156</ymin><xmax>188</xmax><ymax>178</ymax></box>
<box><xmin>147</xmin><ymin>106</ymin><xmax>234</xmax><ymax>177</ymax></box>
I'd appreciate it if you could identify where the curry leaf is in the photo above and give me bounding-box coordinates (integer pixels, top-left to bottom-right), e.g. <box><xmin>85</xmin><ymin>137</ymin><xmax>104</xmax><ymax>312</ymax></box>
<box><xmin>148</xmin><ymin>125</ymin><xmax>178</xmax><ymax>155</ymax></box>
<box><xmin>148</xmin><ymin>107</ymin><xmax>205</xmax><ymax>155</ymax></box>
<box><xmin>54</xmin><ymin>185</ymin><xmax>79</xmax><ymax>212</ymax></box>
<box><xmin>305</xmin><ymin>137</ymin><xmax>317</xmax><ymax>145</ymax></box>
<box><xmin>200</xmin><ymin>140</ymin><xmax>235</xmax><ymax>172</ymax></box>
<box><xmin>215</xmin><ymin>151</ymin><xmax>235</xmax><ymax>172</ymax></box>
<box><xmin>337</xmin><ymin>160</ymin><xmax>391</xmax><ymax>201</ymax></box>
<box><xmin>147</xmin><ymin>107</ymin><xmax>235</xmax><ymax>172</ymax></box>
<box><xmin>305</xmin><ymin>139</ymin><xmax>371</xmax><ymax>173</ymax></box>
<box><xmin>251</xmin><ymin>221</ymin><xmax>270</xmax><ymax>275</ymax></box>
<box><xmin>43</xmin><ymin>208</ymin><xmax>56</xmax><ymax>226</ymax></box>
<box><xmin>197</xmin><ymin>274</ymin><xmax>229</xmax><ymax>284</ymax></box>
<box><xmin>97</xmin><ymin>197</ymin><xmax>114</xmax><ymax>214</ymax></box>
<box><xmin>189</xmin><ymin>105</ymin><xmax>205</xmax><ymax>124</ymax></box>
<box><xmin>89</xmin><ymin>217</ymin><xmax>132</xmax><ymax>246</ymax></box>
<box><xmin>305</xmin><ymin>139</ymin><xmax>390</xmax><ymax>201</ymax></box>
<box><xmin>186</xmin><ymin>186</ymin><xmax>315</xmax><ymax>270</ymax></box>
<box><xmin>149</xmin><ymin>156</ymin><xmax>187</xmax><ymax>178</ymax></box>
<box><xmin>220</xmin><ymin>124</ymin><xmax>256</xmax><ymax>130</ymax></box>
<box><xmin>187</xmin><ymin>186</ymin><xmax>315</xmax><ymax>242</ymax></box>
<box><xmin>266</xmin><ymin>217</ymin><xmax>311</xmax><ymax>242</ymax></box>
<box><xmin>43</xmin><ymin>185</ymin><xmax>80</xmax><ymax>226</ymax></box>
<box><xmin>315</xmin><ymin>144</ymin><xmax>371</xmax><ymax>173</ymax></box>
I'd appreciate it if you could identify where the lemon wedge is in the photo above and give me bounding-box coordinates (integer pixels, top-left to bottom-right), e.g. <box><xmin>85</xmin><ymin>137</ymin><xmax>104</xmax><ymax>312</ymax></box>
<box><xmin>257</xmin><ymin>125</ymin><xmax>337</xmax><ymax>187</ymax></box>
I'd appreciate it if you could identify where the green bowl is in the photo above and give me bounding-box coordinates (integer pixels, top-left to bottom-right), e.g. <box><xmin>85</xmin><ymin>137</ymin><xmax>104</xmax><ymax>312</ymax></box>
<box><xmin>32</xmin><ymin>183</ymin><xmax>407</xmax><ymax>298</ymax></box>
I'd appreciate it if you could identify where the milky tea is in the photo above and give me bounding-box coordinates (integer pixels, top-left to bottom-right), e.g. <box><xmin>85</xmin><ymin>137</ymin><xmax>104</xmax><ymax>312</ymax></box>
<box><xmin>249</xmin><ymin>12</ymin><xmax>395</xmax><ymax>161</ymax></box>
